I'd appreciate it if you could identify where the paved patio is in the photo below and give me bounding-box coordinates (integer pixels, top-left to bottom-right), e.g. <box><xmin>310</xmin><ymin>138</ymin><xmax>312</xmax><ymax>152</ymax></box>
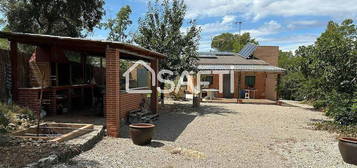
<box><xmin>54</xmin><ymin>101</ymin><xmax>354</xmax><ymax>168</ymax></box>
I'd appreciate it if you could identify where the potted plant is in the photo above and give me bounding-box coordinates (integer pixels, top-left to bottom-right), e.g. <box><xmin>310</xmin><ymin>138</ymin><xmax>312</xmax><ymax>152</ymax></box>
<box><xmin>129</xmin><ymin>123</ymin><xmax>155</xmax><ymax>145</ymax></box>
<box><xmin>338</xmin><ymin>137</ymin><xmax>357</xmax><ymax>165</ymax></box>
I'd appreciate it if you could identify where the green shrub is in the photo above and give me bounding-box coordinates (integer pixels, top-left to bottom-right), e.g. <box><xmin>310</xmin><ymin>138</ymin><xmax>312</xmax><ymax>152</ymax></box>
<box><xmin>313</xmin><ymin>99</ymin><xmax>328</xmax><ymax>110</ymax></box>
<box><xmin>325</xmin><ymin>92</ymin><xmax>357</xmax><ymax>125</ymax></box>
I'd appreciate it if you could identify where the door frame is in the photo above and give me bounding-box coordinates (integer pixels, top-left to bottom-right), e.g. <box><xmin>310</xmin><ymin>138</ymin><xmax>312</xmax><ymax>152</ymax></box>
<box><xmin>223</xmin><ymin>74</ymin><xmax>232</xmax><ymax>98</ymax></box>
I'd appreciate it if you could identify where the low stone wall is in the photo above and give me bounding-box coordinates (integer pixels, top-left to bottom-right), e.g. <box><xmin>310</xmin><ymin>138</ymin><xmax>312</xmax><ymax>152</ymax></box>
<box><xmin>24</xmin><ymin>125</ymin><xmax>105</xmax><ymax>168</ymax></box>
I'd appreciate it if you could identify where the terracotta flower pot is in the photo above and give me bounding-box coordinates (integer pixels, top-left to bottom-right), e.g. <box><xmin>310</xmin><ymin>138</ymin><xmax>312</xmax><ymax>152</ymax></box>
<box><xmin>129</xmin><ymin>123</ymin><xmax>155</xmax><ymax>145</ymax></box>
<box><xmin>338</xmin><ymin>137</ymin><xmax>357</xmax><ymax>165</ymax></box>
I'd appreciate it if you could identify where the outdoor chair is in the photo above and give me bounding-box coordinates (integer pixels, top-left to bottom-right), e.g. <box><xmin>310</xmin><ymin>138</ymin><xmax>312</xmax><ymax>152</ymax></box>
<box><xmin>245</xmin><ymin>91</ymin><xmax>250</xmax><ymax>99</ymax></box>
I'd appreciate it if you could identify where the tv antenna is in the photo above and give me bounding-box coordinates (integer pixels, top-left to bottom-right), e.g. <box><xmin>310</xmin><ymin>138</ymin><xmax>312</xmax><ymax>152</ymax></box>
<box><xmin>235</xmin><ymin>21</ymin><xmax>243</xmax><ymax>35</ymax></box>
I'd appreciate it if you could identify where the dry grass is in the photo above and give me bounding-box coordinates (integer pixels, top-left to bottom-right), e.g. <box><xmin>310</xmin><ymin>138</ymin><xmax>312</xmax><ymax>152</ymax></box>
<box><xmin>313</xmin><ymin>121</ymin><xmax>357</xmax><ymax>138</ymax></box>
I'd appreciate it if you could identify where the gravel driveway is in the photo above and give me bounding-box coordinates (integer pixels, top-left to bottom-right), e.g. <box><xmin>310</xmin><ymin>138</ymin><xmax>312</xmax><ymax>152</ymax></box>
<box><xmin>54</xmin><ymin>101</ymin><xmax>354</xmax><ymax>168</ymax></box>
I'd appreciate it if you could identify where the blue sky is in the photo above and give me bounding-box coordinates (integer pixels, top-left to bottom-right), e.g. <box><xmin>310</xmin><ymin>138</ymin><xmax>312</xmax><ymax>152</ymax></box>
<box><xmin>89</xmin><ymin>0</ymin><xmax>357</xmax><ymax>52</ymax></box>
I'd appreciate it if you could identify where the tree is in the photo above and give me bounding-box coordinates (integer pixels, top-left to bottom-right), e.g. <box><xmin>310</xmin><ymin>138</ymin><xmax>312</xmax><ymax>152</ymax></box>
<box><xmin>134</xmin><ymin>0</ymin><xmax>201</xmax><ymax>103</ymax></box>
<box><xmin>0</xmin><ymin>0</ymin><xmax>105</xmax><ymax>37</ymax></box>
<box><xmin>278</xmin><ymin>19</ymin><xmax>357</xmax><ymax>125</ymax></box>
<box><xmin>211</xmin><ymin>32</ymin><xmax>258</xmax><ymax>52</ymax></box>
<box><xmin>0</xmin><ymin>18</ymin><xmax>4</xmax><ymax>26</ymax></box>
<box><xmin>103</xmin><ymin>5</ymin><xmax>132</xmax><ymax>42</ymax></box>
<box><xmin>101</xmin><ymin>5</ymin><xmax>132</xmax><ymax>83</ymax></box>
<box><xmin>313</xmin><ymin>19</ymin><xmax>357</xmax><ymax>96</ymax></box>
<box><xmin>278</xmin><ymin>51</ymin><xmax>305</xmax><ymax>100</ymax></box>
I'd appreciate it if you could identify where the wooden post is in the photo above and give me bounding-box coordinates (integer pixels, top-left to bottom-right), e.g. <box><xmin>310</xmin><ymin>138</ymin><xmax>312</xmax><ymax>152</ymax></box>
<box><xmin>68</xmin><ymin>64</ymin><xmax>73</xmax><ymax>111</ymax></box>
<box><xmin>150</xmin><ymin>59</ymin><xmax>159</xmax><ymax>113</ymax></box>
<box><xmin>100</xmin><ymin>57</ymin><xmax>103</xmax><ymax>85</ymax></box>
<box><xmin>10</xmin><ymin>41</ymin><xmax>18</xmax><ymax>102</ymax></box>
<box><xmin>237</xmin><ymin>72</ymin><xmax>242</xmax><ymax>103</ymax></box>
<box><xmin>80</xmin><ymin>54</ymin><xmax>86</xmax><ymax>106</ymax></box>
<box><xmin>80</xmin><ymin>54</ymin><xmax>86</xmax><ymax>82</ymax></box>
<box><xmin>105</xmin><ymin>47</ymin><xmax>120</xmax><ymax>137</ymax></box>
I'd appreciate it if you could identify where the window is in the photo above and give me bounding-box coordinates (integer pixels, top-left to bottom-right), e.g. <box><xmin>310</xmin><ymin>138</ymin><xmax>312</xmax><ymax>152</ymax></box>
<box><xmin>202</xmin><ymin>75</ymin><xmax>213</xmax><ymax>85</ymax></box>
<box><xmin>245</xmin><ymin>76</ymin><xmax>256</xmax><ymax>88</ymax></box>
<box><xmin>137</xmin><ymin>68</ymin><xmax>149</xmax><ymax>87</ymax></box>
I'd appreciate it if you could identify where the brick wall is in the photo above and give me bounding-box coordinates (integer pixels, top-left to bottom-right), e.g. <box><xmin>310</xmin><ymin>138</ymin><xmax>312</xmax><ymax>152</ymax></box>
<box><xmin>265</xmin><ymin>73</ymin><xmax>278</xmax><ymax>100</ymax></box>
<box><xmin>119</xmin><ymin>93</ymin><xmax>145</xmax><ymax>119</ymax></box>
<box><xmin>17</xmin><ymin>89</ymin><xmax>41</xmax><ymax>115</ymax></box>
<box><xmin>239</xmin><ymin>72</ymin><xmax>266</xmax><ymax>99</ymax></box>
<box><xmin>253</xmin><ymin>46</ymin><xmax>279</xmax><ymax>66</ymax></box>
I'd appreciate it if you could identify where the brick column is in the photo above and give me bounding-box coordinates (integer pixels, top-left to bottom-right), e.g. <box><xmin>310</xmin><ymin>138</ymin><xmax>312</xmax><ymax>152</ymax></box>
<box><xmin>150</xmin><ymin>59</ymin><xmax>159</xmax><ymax>113</ymax></box>
<box><xmin>10</xmin><ymin>41</ymin><xmax>18</xmax><ymax>102</ymax></box>
<box><xmin>105</xmin><ymin>47</ymin><xmax>120</xmax><ymax>137</ymax></box>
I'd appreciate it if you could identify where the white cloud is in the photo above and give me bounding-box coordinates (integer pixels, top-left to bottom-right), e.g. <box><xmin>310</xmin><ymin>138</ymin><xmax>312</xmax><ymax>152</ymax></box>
<box><xmin>280</xmin><ymin>42</ymin><xmax>314</xmax><ymax>52</ymax></box>
<box><xmin>242</xmin><ymin>20</ymin><xmax>282</xmax><ymax>37</ymax></box>
<box><xmin>222</xmin><ymin>15</ymin><xmax>237</xmax><ymax>24</ymax></box>
<box><xmin>261</xmin><ymin>34</ymin><xmax>318</xmax><ymax>43</ymax></box>
<box><xmin>287</xmin><ymin>20</ymin><xmax>324</xmax><ymax>29</ymax></box>
<box><xmin>185</xmin><ymin>0</ymin><xmax>357</xmax><ymax>20</ymax></box>
<box><xmin>198</xmin><ymin>15</ymin><xmax>237</xmax><ymax>34</ymax></box>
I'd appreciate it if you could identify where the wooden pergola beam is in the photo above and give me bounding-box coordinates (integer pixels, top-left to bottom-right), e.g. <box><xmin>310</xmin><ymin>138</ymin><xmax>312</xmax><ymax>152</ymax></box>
<box><xmin>10</xmin><ymin>41</ymin><xmax>18</xmax><ymax>101</ymax></box>
<box><xmin>150</xmin><ymin>59</ymin><xmax>159</xmax><ymax>114</ymax></box>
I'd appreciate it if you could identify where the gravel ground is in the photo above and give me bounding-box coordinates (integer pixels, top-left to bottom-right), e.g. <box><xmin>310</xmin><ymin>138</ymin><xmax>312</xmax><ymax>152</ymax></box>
<box><xmin>54</xmin><ymin>101</ymin><xmax>354</xmax><ymax>168</ymax></box>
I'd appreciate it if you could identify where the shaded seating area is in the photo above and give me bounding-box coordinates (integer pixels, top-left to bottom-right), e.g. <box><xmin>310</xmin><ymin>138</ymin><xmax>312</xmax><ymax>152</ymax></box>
<box><xmin>0</xmin><ymin>31</ymin><xmax>165</xmax><ymax>137</ymax></box>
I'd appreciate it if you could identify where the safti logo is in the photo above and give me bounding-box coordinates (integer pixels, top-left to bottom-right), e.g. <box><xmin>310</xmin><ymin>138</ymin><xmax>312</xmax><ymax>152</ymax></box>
<box><xmin>122</xmin><ymin>60</ymin><xmax>235</xmax><ymax>94</ymax></box>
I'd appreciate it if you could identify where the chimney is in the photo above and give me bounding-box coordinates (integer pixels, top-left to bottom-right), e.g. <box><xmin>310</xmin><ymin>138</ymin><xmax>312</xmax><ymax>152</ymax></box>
<box><xmin>253</xmin><ymin>46</ymin><xmax>279</xmax><ymax>66</ymax></box>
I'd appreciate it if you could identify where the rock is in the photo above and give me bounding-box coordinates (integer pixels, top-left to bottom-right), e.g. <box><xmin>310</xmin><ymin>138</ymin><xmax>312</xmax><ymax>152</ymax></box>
<box><xmin>170</xmin><ymin>147</ymin><xmax>182</xmax><ymax>154</ymax></box>
<box><xmin>8</xmin><ymin>123</ymin><xmax>16</xmax><ymax>129</ymax></box>
<box><xmin>0</xmin><ymin>135</ymin><xmax>11</xmax><ymax>146</ymax></box>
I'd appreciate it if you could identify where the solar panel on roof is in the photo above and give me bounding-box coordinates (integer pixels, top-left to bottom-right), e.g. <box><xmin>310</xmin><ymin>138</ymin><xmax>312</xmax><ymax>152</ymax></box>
<box><xmin>215</xmin><ymin>52</ymin><xmax>235</xmax><ymax>56</ymax></box>
<box><xmin>238</xmin><ymin>43</ymin><xmax>258</xmax><ymax>58</ymax></box>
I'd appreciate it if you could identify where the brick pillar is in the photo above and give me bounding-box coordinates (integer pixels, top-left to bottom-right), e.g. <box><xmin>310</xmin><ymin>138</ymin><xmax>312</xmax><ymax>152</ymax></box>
<box><xmin>105</xmin><ymin>47</ymin><xmax>120</xmax><ymax>137</ymax></box>
<box><xmin>150</xmin><ymin>59</ymin><xmax>158</xmax><ymax>113</ymax></box>
<box><xmin>10</xmin><ymin>41</ymin><xmax>18</xmax><ymax>102</ymax></box>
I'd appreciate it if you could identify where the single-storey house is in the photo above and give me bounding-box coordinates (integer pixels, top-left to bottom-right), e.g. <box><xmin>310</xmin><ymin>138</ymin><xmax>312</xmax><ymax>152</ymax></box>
<box><xmin>187</xmin><ymin>44</ymin><xmax>285</xmax><ymax>101</ymax></box>
<box><xmin>0</xmin><ymin>31</ymin><xmax>165</xmax><ymax>137</ymax></box>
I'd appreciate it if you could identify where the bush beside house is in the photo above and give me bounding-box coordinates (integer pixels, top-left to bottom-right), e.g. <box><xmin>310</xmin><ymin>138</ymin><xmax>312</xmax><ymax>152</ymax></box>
<box><xmin>279</xmin><ymin>19</ymin><xmax>357</xmax><ymax>126</ymax></box>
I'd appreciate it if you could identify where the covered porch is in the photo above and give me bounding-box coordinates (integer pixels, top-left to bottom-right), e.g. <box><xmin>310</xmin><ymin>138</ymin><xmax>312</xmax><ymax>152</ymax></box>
<box><xmin>0</xmin><ymin>31</ymin><xmax>165</xmax><ymax>137</ymax></box>
<box><xmin>202</xmin><ymin>98</ymin><xmax>278</xmax><ymax>105</ymax></box>
<box><xmin>195</xmin><ymin>64</ymin><xmax>285</xmax><ymax>103</ymax></box>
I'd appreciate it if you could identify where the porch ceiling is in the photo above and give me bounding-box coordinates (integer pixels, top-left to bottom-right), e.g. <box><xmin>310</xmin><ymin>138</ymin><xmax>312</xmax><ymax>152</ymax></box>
<box><xmin>198</xmin><ymin>64</ymin><xmax>285</xmax><ymax>73</ymax></box>
<box><xmin>0</xmin><ymin>31</ymin><xmax>166</xmax><ymax>60</ymax></box>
